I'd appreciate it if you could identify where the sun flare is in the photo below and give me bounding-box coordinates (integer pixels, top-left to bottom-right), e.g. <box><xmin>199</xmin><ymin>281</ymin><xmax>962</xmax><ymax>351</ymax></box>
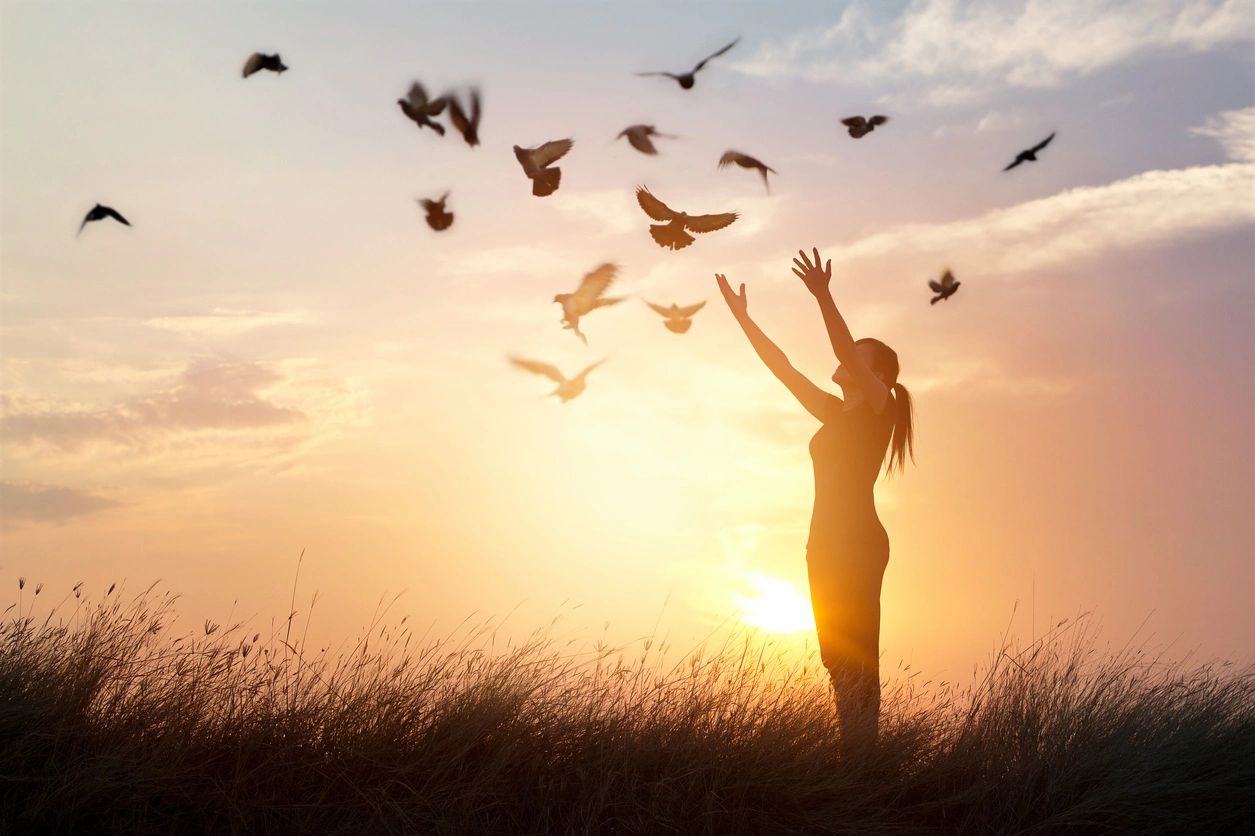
<box><xmin>733</xmin><ymin>573</ymin><xmax>816</xmax><ymax>634</ymax></box>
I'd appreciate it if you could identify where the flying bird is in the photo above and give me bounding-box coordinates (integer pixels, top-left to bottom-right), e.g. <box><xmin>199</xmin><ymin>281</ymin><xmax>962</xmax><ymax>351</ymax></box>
<box><xmin>718</xmin><ymin>150</ymin><xmax>776</xmax><ymax>193</ymax></box>
<box><xmin>553</xmin><ymin>263</ymin><xmax>622</xmax><ymax>344</ymax></box>
<box><xmin>397</xmin><ymin>82</ymin><xmax>448</xmax><ymax>135</ymax></box>
<box><xmin>1003</xmin><ymin>132</ymin><xmax>1056</xmax><ymax>171</ymax></box>
<box><xmin>646</xmin><ymin>300</ymin><xmax>706</xmax><ymax>334</ymax></box>
<box><xmin>78</xmin><ymin>203</ymin><xmax>131</xmax><ymax>235</ymax></box>
<box><xmin>617</xmin><ymin>124</ymin><xmax>676</xmax><ymax>155</ymax></box>
<box><xmin>929</xmin><ymin>269</ymin><xmax>960</xmax><ymax>305</ymax></box>
<box><xmin>242</xmin><ymin>53</ymin><xmax>287</xmax><ymax>78</ymax></box>
<box><xmin>636</xmin><ymin>37</ymin><xmax>739</xmax><ymax>90</ymax></box>
<box><xmin>635</xmin><ymin>186</ymin><xmax>737</xmax><ymax>251</ymax></box>
<box><xmin>841</xmin><ymin>115</ymin><xmax>888</xmax><ymax>138</ymax></box>
<box><xmin>509</xmin><ymin>356</ymin><xmax>605</xmax><ymax>403</ymax></box>
<box><xmin>447</xmin><ymin>88</ymin><xmax>482</xmax><ymax>147</ymax></box>
<box><xmin>418</xmin><ymin>193</ymin><xmax>453</xmax><ymax>231</ymax></box>
<box><xmin>514</xmin><ymin>138</ymin><xmax>573</xmax><ymax>197</ymax></box>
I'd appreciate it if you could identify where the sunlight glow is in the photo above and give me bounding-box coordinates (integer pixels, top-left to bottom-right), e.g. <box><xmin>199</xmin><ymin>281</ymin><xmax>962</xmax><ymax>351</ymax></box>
<box><xmin>733</xmin><ymin>573</ymin><xmax>816</xmax><ymax>634</ymax></box>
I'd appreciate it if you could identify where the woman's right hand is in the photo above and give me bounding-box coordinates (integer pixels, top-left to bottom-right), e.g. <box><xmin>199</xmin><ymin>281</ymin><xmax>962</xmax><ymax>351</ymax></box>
<box><xmin>716</xmin><ymin>273</ymin><xmax>748</xmax><ymax>319</ymax></box>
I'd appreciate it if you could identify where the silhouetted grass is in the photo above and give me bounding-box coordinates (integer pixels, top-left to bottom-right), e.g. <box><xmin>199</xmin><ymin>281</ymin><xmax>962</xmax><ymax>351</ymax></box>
<box><xmin>2</xmin><ymin>581</ymin><xmax>1252</xmax><ymax>835</ymax></box>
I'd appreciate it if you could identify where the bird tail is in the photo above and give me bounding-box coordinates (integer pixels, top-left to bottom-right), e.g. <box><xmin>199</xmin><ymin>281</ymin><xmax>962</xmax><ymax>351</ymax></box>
<box><xmin>930</xmin><ymin>295</ymin><xmax>941</xmax><ymax>305</ymax></box>
<box><xmin>650</xmin><ymin>223</ymin><xmax>693</xmax><ymax>250</ymax></box>
<box><xmin>532</xmin><ymin>167</ymin><xmax>562</xmax><ymax>197</ymax></box>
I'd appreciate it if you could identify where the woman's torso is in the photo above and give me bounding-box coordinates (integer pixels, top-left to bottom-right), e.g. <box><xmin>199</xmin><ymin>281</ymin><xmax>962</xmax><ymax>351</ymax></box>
<box><xmin>807</xmin><ymin>397</ymin><xmax>895</xmax><ymax>560</ymax></box>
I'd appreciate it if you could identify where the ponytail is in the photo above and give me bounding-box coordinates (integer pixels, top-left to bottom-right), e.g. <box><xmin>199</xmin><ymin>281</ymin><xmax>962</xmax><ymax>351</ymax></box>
<box><xmin>854</xmin><ymin>336</ymin><xmax>915</xmax><ymax>477</ymax></box>
<box><xmin>885</xmin><ymin>381</ymin><xmax>914</xmax><ymax>477</ymax></box>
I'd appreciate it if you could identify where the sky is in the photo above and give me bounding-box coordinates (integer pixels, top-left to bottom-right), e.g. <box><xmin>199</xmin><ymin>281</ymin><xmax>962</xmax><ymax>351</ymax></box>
<box><xmin>2</xmin><ymin>0</ymin><xmax>1253</xmax><ymax>679</ymax></box>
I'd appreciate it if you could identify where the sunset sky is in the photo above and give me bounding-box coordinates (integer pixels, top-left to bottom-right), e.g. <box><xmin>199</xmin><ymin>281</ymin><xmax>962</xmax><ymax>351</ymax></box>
<box><xmin>2</xmin><ymin>0</ymin><xmax>1252</xmax><ymax>678</ymax></box>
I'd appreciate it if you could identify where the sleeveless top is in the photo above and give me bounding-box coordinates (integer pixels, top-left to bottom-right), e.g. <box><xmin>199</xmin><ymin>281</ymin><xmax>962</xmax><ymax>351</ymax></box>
<box><xmin>806</xmin><ymin>396</ymin><xmax>895</xmax><ymax>556</ymax></box>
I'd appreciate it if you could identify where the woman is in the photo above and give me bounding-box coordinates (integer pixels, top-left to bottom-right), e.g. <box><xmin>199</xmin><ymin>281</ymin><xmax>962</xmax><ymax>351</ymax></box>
<box><xmin>716</xmin><ymin>248</ymin><xmax>914</xmax><ymax>750</ymax></box>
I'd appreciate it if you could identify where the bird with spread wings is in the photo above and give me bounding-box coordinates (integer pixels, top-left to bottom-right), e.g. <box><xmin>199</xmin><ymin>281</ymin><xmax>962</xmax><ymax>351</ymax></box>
<box><xmin>553</xmin><ymin>263</ymin><xmax>622</xmax><ymax>344</ymax></box>
<box><xmin>509</xmin><ymin>356</ymin><xmax>605</xmax><ymax>403</ymax></box>
<box><xmin>635</xmin><ymin>186</ymin><xmax>737</xmax><ymax>251</ymax></box>
<box><xmin>645</xmin><ymin>300</ymin><xmax>707</xmax><ymax>334</ymax></box>
<box><xmin>514</xmin><ymin>139</ymin><xmax>574</xmax><ymax>196</ymax></box>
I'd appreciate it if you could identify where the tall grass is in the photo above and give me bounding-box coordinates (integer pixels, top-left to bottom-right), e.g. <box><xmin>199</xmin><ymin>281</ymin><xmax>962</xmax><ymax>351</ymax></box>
<box><xmin>2</xmin><ymin>581</ymin><xmax>1252</xmax><ymax>834</ymax></box>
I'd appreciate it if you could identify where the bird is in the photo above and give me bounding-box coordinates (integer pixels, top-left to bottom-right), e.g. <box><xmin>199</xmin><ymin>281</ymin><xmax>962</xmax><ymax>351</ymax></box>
<box><xmin>617</xmin><ymin>124</ymin><xmax>675</xmax><ymax>155</ymax></box>
<box><xmin>636</xmin><ymin>37</ymin><xmax>739</xmax><ymax>90</ymax></box>
<box><xmin>78</xmin><ymin>203</ymin><xmax>131</xmax><ymax>235</ymax></box>
<box><xmin>447</xmin><ymin>88</ymin><xmax>482</xmax><ymax>147</ymax></box>
<box><xmin>514</xmin><ymin>138</ymin><xmax>573</xmax><ymax>197</ymax></box>
<box><xmin>635</xmin><ymin>186</ymin><xmax>737</xmax><ymax>251</ymax></box>
<box><xmin>509</xmin><ymin>356</ymin><xmax>605</xmax><ymax>403</ymax></box>
<box><xmin>928</xmin><ymin>269</ymin><xmax>960</xmax><ymax>305</ymax></box>
<box><xmin>397</xmin><ymin>82</ymin><xmax>448</xmax><ymax>135</ymax></box>
<box><xmin>645</xmin><ymin>300</ymin><xmax>706</xmax><ymax>334</ymax></box>
<box><xmin>1003</xmin><ymin>132</ymin><xmax>1056</xmax><ymax>171</ymax></box>
<box><xmin>418</xmin><ymin>193</ymin><xmax>453</xmax><ymax>231</ymax></box>
<box><xmin>841</xmin><ymin>115</ymin><xmax>888</xmax><ymax>138</ymax></box>
<box><xmin>242</xmin><ymin>53</ymin><xmax>287</xmax><ymax>78</ymax></box>
<box><xmin>553</xmin><ymin>263</ymin><xmax>622</xmax><ymax>344</ymax></box>
<box><xmin>718</xmin><ymin>150</ymin><xmax>776</xmax><ymax>193</ymax></box>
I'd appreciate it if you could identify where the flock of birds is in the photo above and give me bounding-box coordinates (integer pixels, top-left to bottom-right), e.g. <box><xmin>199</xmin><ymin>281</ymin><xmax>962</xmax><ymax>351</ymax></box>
<box><xmin>74</xmin><ymin>38</ymin><xmax>1058</xmax><ymax>403</ymax></box>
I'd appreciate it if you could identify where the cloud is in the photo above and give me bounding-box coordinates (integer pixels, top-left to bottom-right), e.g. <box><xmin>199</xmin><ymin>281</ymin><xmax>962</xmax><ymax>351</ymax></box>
<box><xmin>738</xmin><ymin>0</ymin><xmax>1254</xmax><ymax>105</ymax></box>
<box><xmin>1191</xmin><ymin>106</ymin><xmax>1255</xmax><ymax>163</ymax></box>
<box><xmin>0</xmin><ymin>482</ymin><xmax>119</xmax><ymax>524</ymax></box>
<box><xmin>806</xmin><ymin>160</ymin><xmax>1254</xmax><ymax>281</ymax></box>
<box><xmin>144</xmin><ymin>308</ymin><xmax>315</xmax><ymax>337</ymax></box>
<box><xmin>1</xmin><ymin>360</ymin><xmax>306</xmax><ymax>451</ymax></box>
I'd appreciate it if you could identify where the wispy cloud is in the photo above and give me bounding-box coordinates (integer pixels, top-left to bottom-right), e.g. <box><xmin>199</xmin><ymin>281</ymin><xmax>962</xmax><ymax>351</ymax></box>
<box><xmin>1</xmin><ymin>360</ymin><xmax>306</xmax><ymax>451</ymax></box>
<box><xmin>807</xmin><ymin>160</ymin><xmax>1255</xmax><ymax>282</ymax></box>
<box><xmin>1191</xmin><ymin>106</ymin><xmax>1255</xmax><ymax>163</ymax></box>
<box><xmin>0</xmin><ymin>482</ymin><xmax>119</xmax><ymax>525</ymax></box>
<box><xmin>144</xmin><ymin>308</ymin><xmax>316</xmax><ymax>337</ymax></box>
<box><xmin>738</xmin><ymin>0</ymin><xmax>1254</xmax><ymax>105</ymax></box>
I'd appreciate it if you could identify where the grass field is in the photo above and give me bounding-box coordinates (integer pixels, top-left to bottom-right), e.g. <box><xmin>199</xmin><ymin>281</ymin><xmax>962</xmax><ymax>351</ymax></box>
<box><xmin>2</xmin><ymin>581</ymin><xmax>1252</xmax><ymax>834</ymax></box>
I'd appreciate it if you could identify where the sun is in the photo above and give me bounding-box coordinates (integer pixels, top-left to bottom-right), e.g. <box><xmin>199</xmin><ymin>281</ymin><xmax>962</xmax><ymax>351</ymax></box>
<box><xmin>733</xmin><ymin>573</ymin><xmax>815</xmax><ymax>634</ymax></box>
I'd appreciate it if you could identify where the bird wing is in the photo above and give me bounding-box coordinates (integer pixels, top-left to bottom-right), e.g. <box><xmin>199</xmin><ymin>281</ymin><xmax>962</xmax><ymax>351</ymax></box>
<box><xmin>509</xmin><ymin>356</ymin><xmax>565</xmax><ymax>383</ymax></box>
<box><xmin>692</xmin><ymin>37</ymin><xmax>740</xmax><ymax>72</ymax></box>
<box><xmin>627</xmin><ymin>131</ymin><xmax>658</xmax><ymax>154</ymax></box>
<box><xmin>940</xmin><ymin>269</ymin><xmax>955</xmax><ymax>287</ymax></box>
<box><xmin>589</xmin><ymin>296</ymin><xmax>624</xmax><ymax>311</ymax></box>
<box><xmin>1002</xmin><ymin>157</ymin><xmax>1023</xmax><ymax>171</ymax></box>
<box><xmin>869</xmin><ymin>115</ymin><xmax>889</xmax><ymax>126</ymax></box>
<box><xmin>102</xmin><ymin>206</ymin><xmax>130</xmax><ymax>226</ymax></box>
<box><xmin>684</xmin><ymin>212</ymin><xmax>738</xmax><ymax>233</ymax></box>
<box><xmin>448</xmin><ymin>90</ymin><xmax>481</xmax><ymax>136</ymax></box>
<box><xmin>635</xmin><ymin>71</ymin><xmax>681</xmax><ymax>80</ymax></box>
<box><xmin>928</xmin><ymin>280</ymin><xmax>945</xmax><ymax>293</ymax></box>
<box><xmin>635</xmin><ymin>187</ymin><xmax>675</xmax><ymax>221</ymax></box>
<box><xmin>404</xmin><ymin>82</ymin><xmax>431</xmax><ymax>108</ymax></box>
<box><xmin>531</xmin><ymin>139</ymin><xmax>573</xmax><ymax>168</ymax></box>
<box><xmin>242</xmin><ymin>53</ymin><xmax>265</xmax><ymax>78</ymax></box>
<box><xmin>1031</xmin><ymin>132</ymin><xmax>1056</xmax><ymax>153</ymax></box>
<box><xmin>841</xmin><ymin>116</ymin><xmax>867</xmax><ymax>129</ymax></box>
<box><xmin>675</xmin><ymin>300</ymin><xmax>706</xmax><ymax>318</ymax></box>
<box><xmin>572</xmin><ymin>263</ymin><xmax>619</xmax><ymax>306</ymax></box>
<box><xmin>423</xmin><ymin>94</ymin><xmax>449</xmax><ymax>116</ymax></box>
<box><xmin>572</xmin><ymin>359</ymin><xmax>606</xmax><ymax>383</ymax></box>
<box><xmin>718</xmin><ymin>150</ymin><xmax>747</xmax><ymax>169</ymax></box>
<box><xmin>645</xmin><ymin>301</ymin><xmax>673</xmax><ymax>317</ymax></box>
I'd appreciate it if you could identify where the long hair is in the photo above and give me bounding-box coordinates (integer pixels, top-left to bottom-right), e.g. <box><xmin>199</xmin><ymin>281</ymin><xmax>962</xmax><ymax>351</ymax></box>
<box><xmin>855</xmin><ymin>337</ymin><xmax>914</xmax><ymax>476</ymax></box>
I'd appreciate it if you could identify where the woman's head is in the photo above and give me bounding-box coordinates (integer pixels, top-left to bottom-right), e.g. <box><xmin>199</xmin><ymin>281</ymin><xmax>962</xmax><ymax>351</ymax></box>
<box><xmin>835</xmin><ymin>338</ymin><xmax>914</xmax><ymax>476</ymax></box>
<box><xmin>832</xmin><ymin>338</ymin><xmax>900</xmax><ymax>388</ymax></box>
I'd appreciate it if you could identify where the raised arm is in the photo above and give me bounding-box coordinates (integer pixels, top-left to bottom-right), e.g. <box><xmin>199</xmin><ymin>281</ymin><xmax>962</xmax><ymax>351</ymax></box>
<box><xmin>716</xmin><ymin>273</ymin><xmax>835</xmax><ymax>421</ymax></box>
<box><xmin>792</xmin><ymin>248</ymin><xmax>889</xmax><ymax>413</ymax></box>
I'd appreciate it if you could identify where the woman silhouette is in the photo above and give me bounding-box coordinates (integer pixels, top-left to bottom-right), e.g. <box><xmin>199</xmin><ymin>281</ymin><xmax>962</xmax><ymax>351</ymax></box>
<box><xmin>717</xmin><ymin>248</ymin><xmax>914</xmax><ymax>750</ymax></box>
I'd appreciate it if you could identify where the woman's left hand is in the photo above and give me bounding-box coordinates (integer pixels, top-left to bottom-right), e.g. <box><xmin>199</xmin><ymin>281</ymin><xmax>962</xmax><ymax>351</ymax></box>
<box><xmin>792</xmin><ymin>248</ymin><xmax>832</xmax><ymax>296</ymax></box>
